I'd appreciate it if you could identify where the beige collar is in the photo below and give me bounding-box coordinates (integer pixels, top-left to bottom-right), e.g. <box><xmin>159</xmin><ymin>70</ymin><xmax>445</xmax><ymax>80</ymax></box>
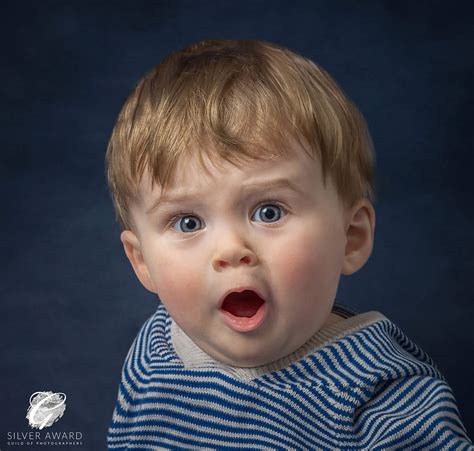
<box><xmin>171</xmin><ymin>309</ymin><xmax>386</xmax><ymax>382</ymax></box>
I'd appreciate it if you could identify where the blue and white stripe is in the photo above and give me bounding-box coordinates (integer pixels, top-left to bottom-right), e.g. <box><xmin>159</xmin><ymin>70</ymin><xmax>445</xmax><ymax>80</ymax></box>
<box><xmin>108</xmin><ymin>304</ymin><xmax>472</xmax><ymax>449</ymax></box>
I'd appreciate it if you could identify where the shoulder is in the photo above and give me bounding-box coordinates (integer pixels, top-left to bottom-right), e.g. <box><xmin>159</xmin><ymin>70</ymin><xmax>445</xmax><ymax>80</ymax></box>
<box><xmin>354</xmin><ymin>375</ymin><xmax>473</xmax><ymax>449</ymax></box>
<box><xmin>120</xmin><ymin>304</ymin><xmax>181</xmax><ymax>389</ymax></box>
<box><xmin>129</xmin><ymin>303</ymin><xmax>181</xmax><ymax>361</ymax></box>
<box><xmin>332</xmin><ymin>306</ymin><xmax>444</xmax><ymax>381</ymax></box>
<box><xmin>334</xmin><ymin>309</ymin><xmax>473</xmax><ymax>448</ymax></box>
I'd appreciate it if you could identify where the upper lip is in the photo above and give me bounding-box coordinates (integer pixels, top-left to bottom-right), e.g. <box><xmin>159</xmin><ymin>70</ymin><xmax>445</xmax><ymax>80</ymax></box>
<box><xmin>218</xmin><ymin>286</ymin><xmax>267</xmax><ymax>309</ymax></box>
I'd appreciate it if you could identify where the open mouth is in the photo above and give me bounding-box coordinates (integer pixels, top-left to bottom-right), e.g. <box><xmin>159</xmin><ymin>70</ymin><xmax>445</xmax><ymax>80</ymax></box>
<box><xmin>221</xmin><ymin>290</ymin><xmax>265</xmax><ymax>318</ymax></box>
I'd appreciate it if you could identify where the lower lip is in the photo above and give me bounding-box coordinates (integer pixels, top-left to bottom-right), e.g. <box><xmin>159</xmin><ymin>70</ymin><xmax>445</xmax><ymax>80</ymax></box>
<box><xmin>220</xmin><ymin>302</ymin><xmax>267</xmax><ymax>333</ymax></box>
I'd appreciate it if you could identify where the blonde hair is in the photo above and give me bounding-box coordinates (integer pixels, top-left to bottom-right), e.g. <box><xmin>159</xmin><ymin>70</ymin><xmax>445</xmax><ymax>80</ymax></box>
<box><xmin>106</xmin><ymin>39</ymin><xmax>376</xmax><ymax>230</ymax></box>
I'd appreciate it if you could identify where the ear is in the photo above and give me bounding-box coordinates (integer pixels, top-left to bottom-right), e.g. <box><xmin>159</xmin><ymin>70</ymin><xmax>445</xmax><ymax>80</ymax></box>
<box><xmin>121</xmin><ymin>230</ymin><xmax>157</xmax><ymax>293</ymax></box>
<box><xmin>342</xmin><ymin>198</ymin><xmax>376</xmax><ymax>275</ymax></box>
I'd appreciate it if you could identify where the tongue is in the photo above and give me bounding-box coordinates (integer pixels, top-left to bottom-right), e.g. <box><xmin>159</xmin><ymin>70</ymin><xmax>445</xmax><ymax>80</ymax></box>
<box><xmin>222</xmin><ymin>290</ymin><xmax>264</xmax><ymax>317</ymax></box>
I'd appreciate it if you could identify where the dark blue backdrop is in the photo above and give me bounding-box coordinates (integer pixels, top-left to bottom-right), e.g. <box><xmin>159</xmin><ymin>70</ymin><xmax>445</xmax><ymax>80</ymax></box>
<box><xmin>2</xmin><ymin>1</ymin><xmax>473</xmax><ymax>449</ymax></box>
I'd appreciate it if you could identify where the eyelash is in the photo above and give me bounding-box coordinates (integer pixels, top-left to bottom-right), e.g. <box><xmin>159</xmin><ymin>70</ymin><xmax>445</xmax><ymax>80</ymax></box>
<box><xmin>166</xmin><ymin>210</ymin><xmax>201</xmax><ymax>231</ymax></box>
<box><xmin>252</xmin><ymin>200</ymin><xmax>288</xmax><ymax>219</ymax></box>
<box><xmin>165</xmin><ymin>200</ymin><xmax>289</xmax><ymax>232</ymax></box>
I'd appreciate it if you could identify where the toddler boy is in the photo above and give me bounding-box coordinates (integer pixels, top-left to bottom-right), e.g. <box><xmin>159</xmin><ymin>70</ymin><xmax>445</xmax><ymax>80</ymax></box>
<box><xmin>106</xmin><ymin>40</ymin><xmax>472</xmax><ymax>449</ymax></box>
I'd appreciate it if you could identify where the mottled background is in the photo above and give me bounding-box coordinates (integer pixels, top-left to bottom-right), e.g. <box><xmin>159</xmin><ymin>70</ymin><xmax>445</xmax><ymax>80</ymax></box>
<box><xmin>2</xmin><ymin>1</ymin><xmax>473</xmax><ymax>448</ymax></box>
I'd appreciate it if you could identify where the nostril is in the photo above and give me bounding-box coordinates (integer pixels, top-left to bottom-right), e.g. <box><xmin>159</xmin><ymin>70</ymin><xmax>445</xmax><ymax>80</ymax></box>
<box><xmin>213</xmin><ymin>251</ymin><xmax>257</xmax><ymax>270</ymax></box>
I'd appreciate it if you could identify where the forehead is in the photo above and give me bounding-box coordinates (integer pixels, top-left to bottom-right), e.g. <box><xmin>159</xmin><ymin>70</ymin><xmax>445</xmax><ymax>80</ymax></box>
<box><xmin>133</xmin><ymin>150</ymin><xmax>348</xmax><ymax>226</ymax></box>
<box><xmin>140</xmin><ymin>141</ymin><xmax>324</xmax><ymax>198</ymax></box>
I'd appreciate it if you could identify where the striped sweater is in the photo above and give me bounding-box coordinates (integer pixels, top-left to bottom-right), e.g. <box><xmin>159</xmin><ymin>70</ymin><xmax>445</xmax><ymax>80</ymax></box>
<box><xmin>108</xmin><ymin>303</ymin><xmax>472</xmax><ymax>449</ymax></box>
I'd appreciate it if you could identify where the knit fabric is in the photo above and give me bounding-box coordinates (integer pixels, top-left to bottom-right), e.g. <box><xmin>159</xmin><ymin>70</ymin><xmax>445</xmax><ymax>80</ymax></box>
<box><xmin>108</xmin><ymin>303</ymin><xmax>473</xmax><ymax>450</ymax></box>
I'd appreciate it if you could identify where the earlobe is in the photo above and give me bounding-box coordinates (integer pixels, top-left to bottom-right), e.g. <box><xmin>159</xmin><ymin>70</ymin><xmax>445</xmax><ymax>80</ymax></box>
<box><xmin>121</xmin><ymin>230</ymin><xmax>157</xmax><ymax>293</ymax></box>
<box><xmin>342</xmin><ymin>199</ymin><xmax>376</xmax><ymax>276</ymax></box>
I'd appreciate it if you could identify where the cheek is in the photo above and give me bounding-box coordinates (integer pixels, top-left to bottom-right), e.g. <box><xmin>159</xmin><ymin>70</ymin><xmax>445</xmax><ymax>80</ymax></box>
<box><xmin>145</xmin><ymin>246</ymin><xmax>203</xmax><ymax>319</ymax></box>
<box><xmin>271</xmin><ymin>242</ymin><xmax>324</xmax><ymax>301</ymax></box>
<box><xmin>269</xmin><ymin>225</ymin><xmax>345</xmax><ymax>300</ymax></box>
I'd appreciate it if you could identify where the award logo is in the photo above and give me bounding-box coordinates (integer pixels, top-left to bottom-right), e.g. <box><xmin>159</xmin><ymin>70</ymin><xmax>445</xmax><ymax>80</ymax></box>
<box><xmin>26</xmin><ymin>391</ymin><xmax>66</xmax><ymax>430</ymax></box>
<box><xmin>5</xmin><ymin>390</ymin><xmax>83</xmax><ymax>447</ymax></box>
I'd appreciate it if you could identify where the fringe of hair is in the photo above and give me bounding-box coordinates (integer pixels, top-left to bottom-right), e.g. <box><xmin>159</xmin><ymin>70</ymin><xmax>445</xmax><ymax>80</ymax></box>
<box><xmin>106</xmin><ymin>40</ymin><xmax>376</xmax><ymax>230</ymax></box>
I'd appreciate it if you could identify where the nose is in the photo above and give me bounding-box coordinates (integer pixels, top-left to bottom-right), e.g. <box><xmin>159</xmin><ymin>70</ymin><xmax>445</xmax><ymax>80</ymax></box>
<box><xmin>211</xmin><ymin>231</ymin><xmax>258</xmax><ymax>271</ymax></box>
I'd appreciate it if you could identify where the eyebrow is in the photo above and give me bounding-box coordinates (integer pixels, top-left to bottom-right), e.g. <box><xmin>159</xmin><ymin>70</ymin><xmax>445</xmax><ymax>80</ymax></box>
<box><xmin>146</xmin><ymin>192</ymin><xmax>200</xmax><ymax>215</ymax></box>
<box><xmin>145</xmin><ymin>178</ymin><xmax>303</xmax><ymax>215</ymax></box>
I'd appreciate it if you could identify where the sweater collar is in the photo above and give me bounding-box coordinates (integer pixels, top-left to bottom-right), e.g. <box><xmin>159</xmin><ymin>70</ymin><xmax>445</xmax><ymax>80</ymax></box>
<box><xmin>170</xmin><ymin>306</ymin><xmax>386</xmax><ymax>382</ymax></box>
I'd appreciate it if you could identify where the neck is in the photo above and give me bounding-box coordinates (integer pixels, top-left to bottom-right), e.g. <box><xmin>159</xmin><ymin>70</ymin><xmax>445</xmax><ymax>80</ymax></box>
<box><xmin>171</xmin><ymin>309</ymin><xmax>385</xmax><ymax>382</ymax></box>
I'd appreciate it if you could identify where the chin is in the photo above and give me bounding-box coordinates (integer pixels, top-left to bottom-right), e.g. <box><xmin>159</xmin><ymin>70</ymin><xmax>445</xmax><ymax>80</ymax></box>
<box><xmin>215</xmin><ymin>347</ymin><xmax>277</xmax><ymax>368</ymax></box>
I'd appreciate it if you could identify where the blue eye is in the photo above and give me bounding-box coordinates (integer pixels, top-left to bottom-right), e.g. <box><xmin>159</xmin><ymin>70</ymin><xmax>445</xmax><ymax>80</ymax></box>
<box><xmin>252</xmin><ymin>204</ymin><xmax>284</xmax><ymax>223</ymax></box>
<box><xmin>174</xmin><ymin>215</ymin><xmax>203</xmax><ymax>233</ymax></box>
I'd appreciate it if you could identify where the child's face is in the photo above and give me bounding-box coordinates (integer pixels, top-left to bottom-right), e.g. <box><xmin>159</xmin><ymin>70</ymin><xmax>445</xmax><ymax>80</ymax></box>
<box><xmin>124</xmin><ymin>141</ymin><xmax>353</xmax><ymax>367</ymax></box>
